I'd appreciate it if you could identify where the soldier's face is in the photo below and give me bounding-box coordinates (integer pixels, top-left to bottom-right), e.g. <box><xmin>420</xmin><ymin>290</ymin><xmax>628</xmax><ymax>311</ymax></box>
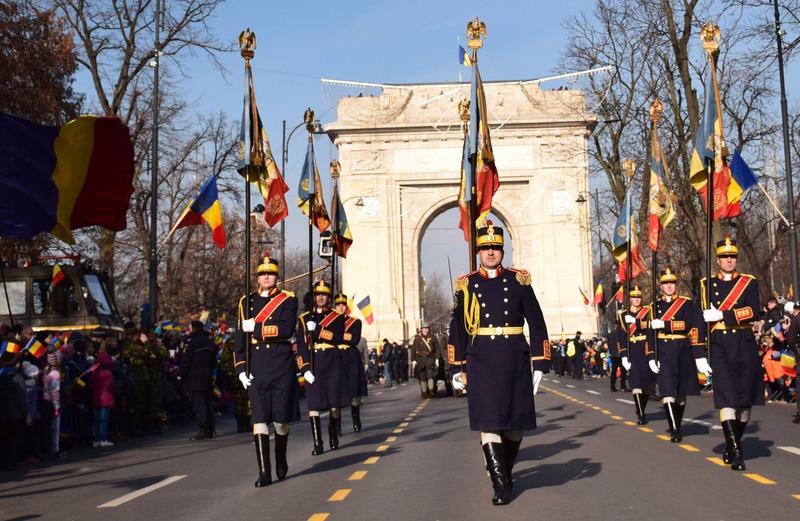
<box><xmin>661</xmin><ymin>282</ymin><xmax>677</xmax><ymax>296</ymax></box>
<box><xmin>630</xmin><ymin>296</ymin><xmax>642</xmax><ymax>307</ymax></box>
<box><xmin>716</xmin><ymin>255</ymin><xmax>737</xmax><ymax>273</ymax></box>
<box><xmin>421</xmin><ymin>327</ymin><xmax>429</xmax><ymax>336</ymax></box>
<box><xmin>258</xmin><ymin>272</ymin><xmax>277</xmax><ymax>290</ymax></box>
<box><xmin>315</xmin><ymin>293</ymin><xmax>329</xmax><ymax>308</ymax></box>
<box><xmin>335</xmin><ymin>303</ymin><xmax>346</xmax><ymax>314</ymax></box>
<box><xmin>478</xmin><ymin>246</ymin><xmax>503</xmax><ymax>269</ymax></box>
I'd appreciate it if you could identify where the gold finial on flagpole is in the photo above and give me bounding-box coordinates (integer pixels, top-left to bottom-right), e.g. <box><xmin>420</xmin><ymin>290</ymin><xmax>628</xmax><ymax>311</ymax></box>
<box><xmin>700</xmin><ymin>21</ymin><xmax>721</xmax><ymax>60</ymax></box>
<box><xmin>649</xmin><ymin>98</ymin><xmax>663</xmax><ymax>125</ymax></box>
<box><xmin>238</xmin><ymin>28</ymin><xmax>256</xmax><ymax>64</ymax></box>
<box><xmin>330</xmin><ymin>159</ymin><xmax>341</xmax><ymax>180</ymax></box>
<box><xmin>623</xmin><ymin>159</ymin><xmax>636</xmax><ymax>182</ymax></box>
<box><xmin>466</xmin><ymin>17</ymin><xmax>486</xmax><ymax>51</ymax></box>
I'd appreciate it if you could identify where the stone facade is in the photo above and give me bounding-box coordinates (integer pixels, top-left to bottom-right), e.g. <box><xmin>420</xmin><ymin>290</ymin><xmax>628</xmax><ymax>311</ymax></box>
<box><xmin>326</xmin><ymin>80</ymin><xmax>598</xmax><ymax>345</ymax></box>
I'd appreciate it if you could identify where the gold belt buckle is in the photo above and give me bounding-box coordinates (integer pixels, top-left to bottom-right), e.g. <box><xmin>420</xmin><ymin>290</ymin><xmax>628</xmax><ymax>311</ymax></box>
<box><xmin>495</xmin><ymin>326</ymin><xmax>503</xmax><ymax>336</ymax></box>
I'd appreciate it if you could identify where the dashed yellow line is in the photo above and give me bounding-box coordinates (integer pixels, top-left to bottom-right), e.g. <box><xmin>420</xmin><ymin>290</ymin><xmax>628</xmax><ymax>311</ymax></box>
<box><xmin>743</xmin><ymin>473</ymin><xmax>776</xmax><ymax>485</ymax></box>
<box><xmin>385</xmin><ymin>436</ymin><xmax>397</xmax><ymax>442</ymax></box>
<box><xmin>611</xmin><ymin>415</ymin><xmax>623</xmax><ymax>420</ymax></box>
<box><xmin>327</xmin><ymin>489</ymin><xmax>351</xmax><ymax>502</ymax></box>
<box><xmin>792</xmin><ymin>494</ymin><xmax>800</xmax><ymax>501</ymax></box>
<box><xmin>624</xmin><ymin>421</ymin><xmax>636</xmax><ymax>426</ymax></box>
<box><xmin>601</xmin><ymin>410</ymin><xmax>611</xmax><ymax>415</ymax></box>
<box><xmin>656</xmin><ymin>434</ymin><xmax>671</xmax><ymax>441</ymax></box>
<box><xmin>399</xmin><ymin>422</ymin><xmax>409</xmax><ymax>427</ymax></box>
<box><xmin>348</xmin><ymin>470</ymin><xmax>367</xmax><ymax>481</ymax></box>
<box><xmin>393</xmin><ymin>428</ymin><xmax>403</xmax><ymax>434</ymax></box>
<box><xmin>376</xmin><ymin>445</ymin><xmax>390</xmax><ymax>452</ymax></box>
<box><xmin>638</xmin><ymin>427</ymin><xmax>653</xmax><ymax>433</ymax></box>
<box><xmin>364</xmin><ymin>456</ymin><xmax>380</xmax><ymax>464</ymax></box>
<box><xmin>706</xmin><ymin>457</ymin><xmax>726</xmax><ymax>467</ymax></box>
<box><xmin>308</xmin><ymin>514</ymin><xmax>329</xmax><ymax>521</ymax></box>
<box><xmin>679</xmin><ymin>444</ymin><xmax>700</xmax><ymax>453</ymax></box>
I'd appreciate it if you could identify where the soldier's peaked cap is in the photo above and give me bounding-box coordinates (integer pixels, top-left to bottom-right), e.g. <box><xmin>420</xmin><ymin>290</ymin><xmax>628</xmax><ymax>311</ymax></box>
<box><xmin>476</xmin><ymin>220</ymin><xmax>504</xmax><ymax>248</ymax></box>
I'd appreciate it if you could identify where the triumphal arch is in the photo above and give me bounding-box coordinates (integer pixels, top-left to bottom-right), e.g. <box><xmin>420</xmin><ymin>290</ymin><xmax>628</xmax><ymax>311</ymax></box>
<box><xmin>326</xmin><ymin>79</ymin><xmax>599</xmax><ymax>344</ymax></box>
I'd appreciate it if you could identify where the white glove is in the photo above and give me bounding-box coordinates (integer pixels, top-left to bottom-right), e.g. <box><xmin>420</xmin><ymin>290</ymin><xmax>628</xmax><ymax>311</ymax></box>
<box><xmin>452</xmin><ymin>372</ymin><xmax>466</xmax><ymax>391</ymax></box>
<box><xmin>650</xmin><ymin>319</ymin><xmax>665</xmax><ymax>330</ymax></box>
<box><xmin>648</xmin><ymin>360</ymin><xmax>660</xmax><ymax>374</ymax></box>
<box><xmin>703</xmin><ymin>304</ymin><xmax>723</xmax><ymax>323</ymax></box>
<box><xmin>238</xmin><ymin>372</ymin><xmax>254</xmax><ymax>389</ymax></box>
<box><xmin>624</xmin><ymin>314</ymin><xmax>636</xmax><ymax>325</ymax></box>
<box><xmin>622</xmin><ymin>357</ymin><xmax>632</xmax><ymax>371</ymax></box>
<box><xmin>241</xmin><ymin>319</ymin><xmax>255</xmax><ymax>333</ymax></box>
<box><xmin>306</xmin><ymin>320</ymin><xmax>317</xmax><ymax>332</ymax></box>
<box><xmin>412</xmin><ymin>360</ymin><xmax>417</xmax><ymax>368</ymax></box>
<box><xmin>435</xmin><ymin>359</ymin><xmax>440</xmax><ymax>368</ymax></box>
<box><xmin>303</xmin><ymin>371</ymin><xmax>315</xmax><ymax>384</ymax></box>
<box><xmin>532</xmin><ymin>370</ymin><xmax>543</xmax><ymax>395</ymax></box>
<box><xmin>695</xmin><ymin>357</ymin><xmax>713</xmax><ymax>375</ymax></box>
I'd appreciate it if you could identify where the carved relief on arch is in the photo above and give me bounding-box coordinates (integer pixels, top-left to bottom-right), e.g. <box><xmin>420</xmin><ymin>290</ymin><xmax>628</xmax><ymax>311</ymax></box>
<box><xmin>541</xmin><ymin>141</ymin><xmax>581</xmax><ymax>166</ymax></box>
<box><xmin>350</xmin><ymin>150</ymin><xmax>385</xmax><ymax>172</ymax></box>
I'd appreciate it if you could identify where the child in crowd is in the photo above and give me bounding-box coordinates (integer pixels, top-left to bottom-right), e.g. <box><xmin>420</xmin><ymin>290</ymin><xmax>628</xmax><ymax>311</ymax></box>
<box><xmin>90</xmin><ymin>351</ymin><xmax>115</xmax><ymax>447</ymax></box>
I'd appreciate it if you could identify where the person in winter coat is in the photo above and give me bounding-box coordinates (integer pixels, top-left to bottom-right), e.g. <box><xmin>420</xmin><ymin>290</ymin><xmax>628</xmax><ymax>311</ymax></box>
<box><xmin>90</xmin><ymin>351</ymin><xmax>115</xmax><ymax>447</ymax></box>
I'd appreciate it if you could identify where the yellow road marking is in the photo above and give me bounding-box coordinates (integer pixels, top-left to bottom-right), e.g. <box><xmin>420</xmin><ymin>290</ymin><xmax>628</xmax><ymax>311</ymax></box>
<box><xmin>706</xmin><ymin>457</ymin><xmax>726</xmax><ymax>467</ymax></box>
<box><xmin>792</xmin><ymin>494</ymin><xmax>800</xmax><ymax>501</ymax></box>
<box><xmin>624</xmin><ymin>421</ymin><xmax>636</xmax><ymax>426</ymax></box>
<box><xmin>328</xmin><ymin>489</ymin><xmax>351</xmax><ymax>502</ymax></box>
<box><xmin>638</xmin><ymin>427</ymin><xmax>653</xmax><ymax>433</ymax></box>
<box><xmin>409</xmin><ymin>413</ymin><xmax>417</xmax><ymax>417</ymax></box>
<box><xmin>348</xmin><ymin>471</ymin><xmax>367</xmax><ymax>480</ymax></box>
<box><xmin>364</xmin><ymin>456</ymin><xmax>380</xmax><ymax>464</ymax></box>
<box><xmin>399</xmin><ymin>422</ymin><xmax>409</xmax><ymax>427</ymax></box>
<box><xmin>743</xmin><ymin>473</ymin><xmax>776</xmax><ymax>485</ymax></box>
<box><xmin>376</xmin><ymin>445</ymin><xmax>390</xmax><ymax>452</ymax></box>
<box><xmin>611</xmin><ymin>415</ymin><xmax>623</xmax><ymax>420</ymax></box>
<box><xmin>386</xmin><ymin>436</ymin><xmax>397</xmax><ymax>442</ymax></box>
<box><xmin>393</xmin><ymin>428</ymin><xmax>403</xmax><ymax>434</ymax></box>
<box><xmin>679</xmin><ymin>444</ymin><xmax>700</xmax><ymax>453</ymax></box>
<box><xmin>656</xmin><ymin>435</ymin><xmax>671</xmax><ymax>441</ymax></box>
<box><xmin>308</xmin><ymin>514</ymin><xmax>329</xmax><ymax>521</ymax></box>
<box><xmin>404</xmin><ymin>417</ymin><xmax>412</xmax><ymax>421</ymax></box>
<box><xmin>592</xmin><ymin>406</ymin><xmax>601</xmax><ymax>410</ymax></box>
<box><xmin>601</xmin><ymin>410</ymin><xmax>611</xmax><ymax>415</ymax></box>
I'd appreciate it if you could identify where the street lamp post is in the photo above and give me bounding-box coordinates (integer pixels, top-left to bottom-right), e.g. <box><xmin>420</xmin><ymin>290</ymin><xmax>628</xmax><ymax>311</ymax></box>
<box><xmin>576</xmin><ymin>189</ymin><xmax>606</xmax><ymax>335</ymax></box>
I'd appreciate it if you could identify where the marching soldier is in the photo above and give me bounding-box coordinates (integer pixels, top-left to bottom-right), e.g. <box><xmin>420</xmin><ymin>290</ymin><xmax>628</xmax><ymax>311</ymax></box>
<box><xmin>333</xmin><ymin>292</ymin><xmax>368</xmax><ymax>433</ymax></box>
<box><xmin>296</xmin><ymin>280</ymin><xmax>348</xmax><ymax>455</ymax></box>
<box><xmin>411</xmin><ymin>324</ymin><xmax>440</xmax><ymax>399</ymax></box>
<box><xmin>448</xmin><ymin>222</ymin><xmax>550</xmax><ymax>506</ymax></box>
<box><xmin>616</xmin><ymin>284</ymin><xmax>656</xmax><ymax>425</ymax></box>
<box><xmin>235</xmin><ymin>257</ymin><xmax>299</xmax><ymax>488</ymax></box>
<box><xmin>609</xmin><ymin>311</ymin><xmax>628</xmax><ymax>392</ymax></box>
<box><xmin>700</xmin><ymin>237</ymin><xmax>762</xmax><ymax>471</ymax></box>
<box><xmin>646</xmin><ymin>267</ymin><xmax>708</xmax><ymax>442</ymax></box>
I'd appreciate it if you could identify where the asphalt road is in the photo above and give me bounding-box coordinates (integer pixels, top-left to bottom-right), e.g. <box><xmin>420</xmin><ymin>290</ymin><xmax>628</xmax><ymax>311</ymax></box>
<box><xmin>2</xmin><ymin>376</ymin><xmax>799</xmax><ymax>521</ymax></box>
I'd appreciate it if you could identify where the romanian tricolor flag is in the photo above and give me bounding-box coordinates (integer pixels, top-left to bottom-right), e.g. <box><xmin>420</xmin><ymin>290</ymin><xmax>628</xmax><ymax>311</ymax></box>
<box><xmin>579</xmin><ymin>287</ymin><xmax>590</xmax><ymax>306</ymax></box>
<box><xmin>297</xmin><ymin>141</ymin><xmax>330</xmax><ymax>232</ymax></box>
<box><xmin>25</xmin><ymin>338</ymin><xmax>46</xmax><ymax>359</ymax></box>
<box><xmin>0</xmin><ymin>113</ymin><xmax>134</xmax><ymax>243</ymax></box>
<box><xmin>166</xmin><ymin>176</ymin><xmax>226</xmax><ymax>248</ymax></box>
<box><xmin>51</xmin><ymin>265</ymin><xmax>66</xmax><ymax>290</ymax></box>
<box><xmin>781</xmin><ymin>351</ymin><xmax>797</xmax><ymax>378</ymax></box>
<box><xmin>357</xmin><ymin>295</ymin><xmax>374</xmax><ymax>325</ymax></box>
<box><xmin>0</xmin><ymin>340</ymin><xmax>21</xmax><ymax>356</ymax></box>
<box><xmin>613</xmin><ymin>285</ymin><xmax>624</xmax><ymax>304</ymax></box>
<box><xmin>467</xmin><ymin>61</ymin><xmax>499</xmax><ymax>233</ymax></box>
<box><xmin>330</xmin><ymin>183</ymin><xmax>353</xmax><ymax>258</ymax></box>
<box><xmin>594</xmin><ymin>283</ymin><xmax>604</xmax><ymax>305</ymax></box>
<box><xmin>647</xmin><ymin>102</ymin><xmax>675</xmax><ymax>252</ymax></box>
<box><xmin>237</xmin><ymin>64</ymin><xmax>289</xmax><ymax>227</ymax></box>
<box><xmin>612</xmin><ymin>187</ymin><xmax>644</xmax><ymax>281</ymax></box>
<box><xmin>459</xmin><ymin>45</ymin><xmax>473</xmax><ymax>67</ymax></box>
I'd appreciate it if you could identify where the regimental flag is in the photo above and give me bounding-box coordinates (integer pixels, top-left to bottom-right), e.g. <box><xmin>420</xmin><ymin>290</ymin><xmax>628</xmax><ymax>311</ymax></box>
<box><xmin>166</xmin><ymin>176</ymin><xmax>226</xmax><ymax>248</ymax></box>
<box><xmin>24</xmin><ymin>337</ymin><xmax>46</xmax><ymax>358</ymax></box>
<box><xmin>0</xmin><ymin>340</ymin><xmax>21</xmax><ymax>356</ymax></box>
<box><xmin>611</xmin><ymin>187</ymin><xmax>645</xmax><ymax>281</ymax></box>
<box><xmin>647</xmin><ymin>107</ymin><xmax>675</xmax><ymax>251</ymax></box>
<box><xmin>579</xmin><ymin>287</ymin><xmax>590</xmax><ymax>306</ymax></box>
<box><xmin>457</xmin><ymin>127</ymin><xmax>472</xmax><ymax>242</ymax></box>
<box><xmin>617</xmin><ymin>225</ymin><xmax>645</xmax><ymax>282</ymax></box>
<box><xmin>330</xmin><ymin>183</ymin><xmax>353</xmax><ymax>258</ymax></box>
<box><xmin>468</xmin><ymin>61</ymin><xmax>499</xmax><ymax>230</ymax></box>
<box><xmin>727</xmin><ymin>148</ymin><xmax>759</xmax><ymax>213</ymax></box>
<box><xmin>781</xmin><ymin>350</ymin><xmax>797</xmax><ymax>378</ymax></box>
<box><xmin>237</xmin><ymin>64</ymin><xmax>289</xmax><ymax>227</ymax></box>
<box><xmin>613</xmin><ymin>285</ymin><xmax>624</xmax><ymax>304</ymax></box>
<box><xmin>51</xmin><ymin>265</ymin><xmax>65</xmax><ymax>290</ymax></box>
<box><xmin>459</xmin><ymin>45</ymin><xmax>473</xmax><ymax>67</ymax></box>
<box><xmin>0</xmin><ymin>113</ymin><xmax>135</xmax><ymax>243</ymax></box>
<box><xmin>297</xmin><ymin>141</ymin><xmax>331</xmax><ymax>232</ymax></box>
<box><xmin>356</xmin><ymin>295</ymin><xmax>374</xmax><ymax>325</ymax></box>
<box><xmin>594</xmin><ymin>283</ymin><xmax>604</xmax><ymax>306</ymax></box>
<box><xmin>689</xmin><ymin>66</ymin><xmax>717</xmax><ymax>195</ymax></box>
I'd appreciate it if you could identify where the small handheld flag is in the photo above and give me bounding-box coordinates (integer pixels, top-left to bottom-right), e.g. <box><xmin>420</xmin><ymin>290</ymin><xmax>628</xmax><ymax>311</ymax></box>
<box><xmin>356</xmin><ymin>295</ymin><xmax>374</xmax><ymax>325</ymax></box>
<box><xmin>166</xmin><ymin>176</ymin><xmax>226</xmax><ymax>248</ymax></box>
<box><xmin>579</xmin><ymin>287</ymin><xmax>590</xmax><ymax>306</ymax></box>
<box><xmin>51</xmin><ymin>265</ymin><xmax>65</xmax><ymax>290</ymax></box>
<box><xmin>25</xmin><ymin>338</ymin><xmax>46</xmax><ymax>358</ymax></box>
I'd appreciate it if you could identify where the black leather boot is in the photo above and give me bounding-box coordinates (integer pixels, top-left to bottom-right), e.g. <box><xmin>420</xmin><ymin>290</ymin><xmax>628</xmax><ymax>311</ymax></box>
<box><xmin>329</xmin><ymin>416</ymin><xmax>340</xmax><ymax>450</ymax></box>
<box><xmin>634</xmin><ymin>394</ymin><xmax>647</xmax><ymax>425</ymax></box>
<box><xmin>274</xmin><ymin>433</ymin><xmax>288</xmax><ymax>480</ymax></box>
<box><xmin>351</xmin><ymin>405</ymin><xmax>362</xmax><ymax>432</ymax></box>
<box><xmin>481</xmin><ymin>443</ymin><xmax>512</xmax><ymax>505</ymax></box>
<box><xmin>254</xmin><ymin>434</ymin><xmax>272</xmax><ymax>487</ymax></box>
<box><xmin>502</xmin><ymin>437</ymin><xmax>522</xmax><ymax>494</ymax></box>
<box><xmin>310</xmin><ymin>417</ymin><xmax>324</xmax><ymax>456</ymax></box>
<box><xmin>722</xmin><ymin>420</ymin><xmax>745</xmax><ymax>471</ymax></box>
<box><xmin>336</xmin><ymin>413</ymin><xmax>342</xmax><ymax>437</ymax></box>
<box><xmin>664</xmin><ymin>403</ymin><xmax>681</xmax><ymax>442</ymax></box>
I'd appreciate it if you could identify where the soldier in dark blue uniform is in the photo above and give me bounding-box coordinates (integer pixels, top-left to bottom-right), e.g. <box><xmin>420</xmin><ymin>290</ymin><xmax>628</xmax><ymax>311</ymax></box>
<box><xmin>333</xmin><ymin>292</ymin><xmax>367</xmax><ymax>433</ymax></box>
<box><xmin>616</xmin><ymin>284</ymin><xmax>656</xmax><ymax>425</ymax></box>
<box><xmin>447</xmin><ymin>222</ymin><xmax>550</xmax><ymax>506</ymax></box>
<box><xmin>296</xmin><ymin>280</ymin><xmax>348</xmax><ymax>455</ymax></box>
<box><xmin>700</xmin><ymin>237</ymin><xmax>762</xmax><ymax>471</ymax></box>
<box><xmin>646</xmin><ymin>266</ymin><xmax>709</xmax><ymax>442</ymax></box>
<box><xmin>235</xmin><ymin>257</ymin><xmax>299</xmax><ymax>488</ymax></box>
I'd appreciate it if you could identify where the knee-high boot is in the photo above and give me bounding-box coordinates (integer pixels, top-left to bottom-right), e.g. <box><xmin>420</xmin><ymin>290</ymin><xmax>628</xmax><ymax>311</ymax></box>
<box><xmin>351</xmin><ymin>405</ymin><xmax>362</xmax><ymax>432</ymax></box>
<box><xmin>253</xmin><ymin>434</ymin><xmax>272</xmax><ymax>487</ymax></box>
<box><xmin>634</xmin><ymin>394</ymin><xmax>647</xmax><ymax>425</ymax></box>
<box><xmin>502</xmin><ymin>437</ymin><xmax>522</xmax><ymax>492</ymax></box>
<box><xmin>722</xmin><ymin>420</ymin><xmax>745</xmax><ymax>471</ymax></box>
<box><xmin>310</xmin><ymin>417</ymin><xmax>324</xmax><ymax>456</ymax></box>
<box><xmin>274</xmin><ymin>433</ymin><xmax>288</xmax><ymax>480</ymax></box>
<box><xmin>663</xmin><ymin>403</ymin><xmax>681</xmax><ymax>442</ymax></box>
<box><xmin>481</xmin><ymin>443</ymin><xmax>512</xmax><ymax>506</ymax></box>
<box><xmin>329</xmin><ymin>416</ymin><xmax>339</xmax><ymax>450</ymax></box>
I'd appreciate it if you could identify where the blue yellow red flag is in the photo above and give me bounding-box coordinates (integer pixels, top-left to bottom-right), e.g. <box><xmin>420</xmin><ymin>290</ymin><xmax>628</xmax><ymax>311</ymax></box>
<box><xmin>330</xmin><ymin>184</ymin><xmax>353</xmax><ymax>258</ymax></box>
<box><xmin>647</xmin><ymin>109</ymin><xmax>675</xmax><ymax>251</ymax></box>
<box><xmin>356</xmin><ymin>295</ymin><xmax>374</xmax><ymax>325</ymax></box>
<box><xmin>459</xmin><ymin>46</ymin><xmax>473</xmax><ymax>67</ymax></box>
<box><xmin>466</xmin><ymin>62</ymin><xmax>499</xmax><ymax>231</ymax></box>
<box><xmin>297</xmin><ymin>141</ymin><xmax>330</xmax><ymax>232</ymax></box>
<box><xmin>167</xmin><ymin>176</ymin><xmax>226</xmax><ymax>248</ymax></box>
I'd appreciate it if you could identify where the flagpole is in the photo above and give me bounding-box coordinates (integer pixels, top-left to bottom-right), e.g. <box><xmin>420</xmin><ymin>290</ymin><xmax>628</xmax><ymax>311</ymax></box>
<box><xmin>240</xmin><ymin>34</ymin><xmax>255</xmax><ymax>378</ymax></box>
<box><xmin>330</xmin><ymin>160</ymin><xmax>341</xmax><ymax>295</ymax></box>
<box><xmin>623</xmin><ymin>159</ymin><xmax>635</xmax><ymax>356</ymax></box>
<box><xmin>148</xmin><ymin>0</ymin><xmax>161</xmax><ymax>329</ymax></box>
<box><xmin>305</xmin><ymin>108</ymin><xmax>316</xmax><ymax>375</ymax></box>
<box><xmin>702</xmin><ymin>23</ymin><xmax>721</xmax><ymax>364</ymax></box>
<box><xmin>281</xmin><ymin>119</ymin><xmax>287</xmax><ymax>282</ymax></box>
<box><xmin>649</xmin><ymin>100</ymin><xmax>661</xmax><ymax>364</ymax></box>
<box><xmin>0</xmin><ymin>260</ymin><xmax>14</xmax><ymax>328</ymax></box>
<box><xmin>466</xmin><ymin>17</ymin><xmax>485</xmax><ymax>273</ymax></box>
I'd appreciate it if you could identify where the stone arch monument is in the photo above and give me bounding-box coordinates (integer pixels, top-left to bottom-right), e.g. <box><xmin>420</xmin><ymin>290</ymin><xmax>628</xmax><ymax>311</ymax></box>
<box><xmin>326</xmin><ymin>79</ymin><xmax>599</xmax><ymax>345</ymax></box>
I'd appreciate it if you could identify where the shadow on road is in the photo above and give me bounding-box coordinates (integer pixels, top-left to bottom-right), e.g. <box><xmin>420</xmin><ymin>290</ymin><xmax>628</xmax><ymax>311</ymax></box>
<box><xmin>514</xmin><ymin>457</ymin><xmax>602</xmax><ymax>493</ymax></box>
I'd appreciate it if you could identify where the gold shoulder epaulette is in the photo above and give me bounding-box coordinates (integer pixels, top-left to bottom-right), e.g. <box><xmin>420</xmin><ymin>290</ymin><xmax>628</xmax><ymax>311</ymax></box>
<box><xmin>454</xmin><ymin>274</ymin><xmax>468</xmax><ymax>294</ymax></box>
<box><xmin>514</xmin><ymin>269</ymin><xmax>531</xmax><ymax>286</ymax></box>
<box><xmin>282</xmin><ymin>289</ymin><xmax>296</xmax><ymax>297</ymax></box>
<box><xmin>681</xmin><ymin>295</ymin><xmax>693</xmax><ymax>301</ymax></box>
<box><xmin>741</xmin><ymin>273</ymin><xmax>756</xmax><ymax>280</ymax></box>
